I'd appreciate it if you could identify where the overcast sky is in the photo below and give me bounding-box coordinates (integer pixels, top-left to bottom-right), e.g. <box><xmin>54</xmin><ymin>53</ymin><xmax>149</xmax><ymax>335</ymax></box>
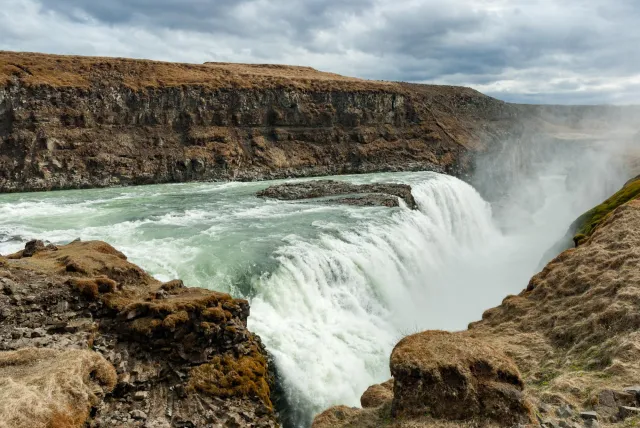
<box><xmin>1</xmin><ymin>0</ymin><xmax>638</xmax><ymax>104</ymax></box>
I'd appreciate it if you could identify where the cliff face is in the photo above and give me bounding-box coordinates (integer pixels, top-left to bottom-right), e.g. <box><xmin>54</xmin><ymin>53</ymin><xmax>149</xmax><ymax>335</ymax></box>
<box><xmin>0</xmin><ymin>240</ymin><xmax>278</xmax><ymax>427</ymax></box>
<box><xmin>0</xmin><ymin>51</ymin><xmax>520</xmax><ymax>192</ymax></box>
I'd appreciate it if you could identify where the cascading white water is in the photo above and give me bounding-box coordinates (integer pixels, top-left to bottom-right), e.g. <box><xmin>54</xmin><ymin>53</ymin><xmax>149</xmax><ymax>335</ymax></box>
<box><xmin>0</xmin><ymin>143</ymin><xmax>627</xmax><ymax>428</ymax></box>
<box><xmin>247</xmin><ymin>175</ymin><xmax>504</xmax><ymax>425</ymax></box>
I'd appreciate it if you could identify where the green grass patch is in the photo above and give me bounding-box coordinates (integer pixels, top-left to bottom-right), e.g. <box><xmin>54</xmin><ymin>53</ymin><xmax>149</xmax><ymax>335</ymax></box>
<box><xmin>573</xmin><ymin>178</ymin><xmax>640</xmax><ymax>245</ymax></box>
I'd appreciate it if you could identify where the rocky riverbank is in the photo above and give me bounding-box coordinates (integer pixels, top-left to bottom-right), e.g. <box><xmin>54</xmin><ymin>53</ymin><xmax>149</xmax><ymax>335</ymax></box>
<box><xmin>257</xmin><ymin>180</ymin><xmax>417</xmax><ymax>208</ymax></box>
<box><xmin>313</xmin><ymin>179</ymin><xmax>640</xmax><ymax>428</ymax></box>
<box><xmin>0</xmin><ymin>240</ymin><xmax>279</xmax><ymax>427</ymax></box>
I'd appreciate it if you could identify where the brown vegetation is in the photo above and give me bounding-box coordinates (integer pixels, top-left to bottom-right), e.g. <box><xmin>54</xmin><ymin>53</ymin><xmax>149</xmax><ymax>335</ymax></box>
<box><xmin>1</xmin><ymin>239</ymin><xmax>277</xmax><ymax>427</ymax></box>
<box><xmin>0</xmin><ymin>348</ymin><xmax>116</xmax><ymax>428</ymax></box>
<box><xmin>188</xmin><ymin>347</ymin><xmax>272</xmax><ymax>408</ymax></box>
<box><xmin>0</xmin><ymin>50</ymin><xmax>398</xmax><ymax>92</ymax></box>
<box><xmin>390</xmin><ymin>331</ymin><xmax>533</xmax><ymax>424</ymax></box>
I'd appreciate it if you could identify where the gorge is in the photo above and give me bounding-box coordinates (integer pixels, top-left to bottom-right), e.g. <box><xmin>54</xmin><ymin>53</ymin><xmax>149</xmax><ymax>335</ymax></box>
<box><xmin>1</xmin><ymin>51</ymin><xmax>640</xmax><ymax>428</ymax></box>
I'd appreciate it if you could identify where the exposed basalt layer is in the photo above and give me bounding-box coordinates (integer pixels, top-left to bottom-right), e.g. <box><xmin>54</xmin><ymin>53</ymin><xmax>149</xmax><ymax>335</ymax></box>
<box><xmin>0</xmin><ymin>51</ymin><xmax>523</xmax><ymax>192</ymax></box>
<box><xmin>314</xmin><ymin>186</ymin><xmax>640</xmax><ymax>427</ymax></box>
<box><xmin>257</xmin><ymin>180</ymin><xmax>417</xmax><ymax>208</ymax></box>
<box><xmin>0</xmin><ymin>240</ymin><xmax>278</xmax><ymax>427</ymax></box>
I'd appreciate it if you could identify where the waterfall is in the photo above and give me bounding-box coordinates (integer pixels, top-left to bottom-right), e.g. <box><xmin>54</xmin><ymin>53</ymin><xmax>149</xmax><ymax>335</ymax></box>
<box><xmin>248</xmin><ymin>174</ymin><xmax>499</xmax><ymax>427</ymax></box>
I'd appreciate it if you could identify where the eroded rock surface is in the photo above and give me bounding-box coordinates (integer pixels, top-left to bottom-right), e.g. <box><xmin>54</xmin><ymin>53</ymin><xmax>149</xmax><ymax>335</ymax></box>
<box><xmin>0</xmin><ymin>240</ymin><xmax>278</xmax><ymax>427</ymax></box>
<box><xmin>257</xmin><ymin>180</ymin><xmax>417</xmax><ymax>208</ymax></box>
<box><xmin>390</xmin><ymin>331</ymin><xmax>533</xmax><ymax>424</ymax></box>
<box><xmin>0</xmin><ymin>51</ymin><xmax>527</xmax><ymax>193</ymax></box>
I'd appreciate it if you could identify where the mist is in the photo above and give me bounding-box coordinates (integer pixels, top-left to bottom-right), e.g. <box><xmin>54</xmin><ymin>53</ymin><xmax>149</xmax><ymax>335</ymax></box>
<box><xmin>471</xmin><ymin>107</ymin><xmax>639</xmax><ymax>289</ymax></box>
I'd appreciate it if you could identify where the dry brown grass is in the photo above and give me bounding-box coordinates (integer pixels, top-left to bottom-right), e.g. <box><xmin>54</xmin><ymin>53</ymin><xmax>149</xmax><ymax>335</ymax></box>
<box><xmin>361</xmin><ymin>379</ymin><xmax>394</xmax><ymax>409</ymax></box>
<box><xmin>391</xmin><ymin>330</ymin><xmax>522</xmax><ymax>384</ymax></box>
<box><xmin>390</xmin><ymin>331</ymin><xmax>533</xmax><ymax>424</ymax></box>
<box><xmin>470</xmin><ymin>198</ymin><xmax>640</xmax><ymax>410</ymax></box>
<box><xmin>0</xmin><ymin>50</ymin><xmax>399</xmax><ymax>92</ymax></box>
<box><xmin>188</xmin><ymin>347</ymin><xmax>272</xmax><ymax>408</ymax></box>
<box><xmin>10</xmin><ymin>240</ymin><xmax>156</xmax><ymax>291</ymax></box>
<box><xmin>0</xmin><ymin>348</ymin><xmax>116</xmax><ymax>428</ymax></box>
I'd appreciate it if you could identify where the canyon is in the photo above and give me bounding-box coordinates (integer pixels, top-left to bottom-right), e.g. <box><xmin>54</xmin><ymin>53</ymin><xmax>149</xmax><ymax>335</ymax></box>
<box><xmin>0</xmin><ymin>50</ymin><xmax>598</xmax><ymax>193</ymax></box>
<box><xmin>2</xmin><ymin>51</ymin><xmax>640</xmax><ymax>428</ymax></box>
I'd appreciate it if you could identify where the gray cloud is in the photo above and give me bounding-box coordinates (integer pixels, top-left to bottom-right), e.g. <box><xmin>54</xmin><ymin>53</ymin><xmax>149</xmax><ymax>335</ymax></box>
<box><xmin>1</xmin><ymin>0</ymin><xmax>639</xmax><ymax>104</ymax></box>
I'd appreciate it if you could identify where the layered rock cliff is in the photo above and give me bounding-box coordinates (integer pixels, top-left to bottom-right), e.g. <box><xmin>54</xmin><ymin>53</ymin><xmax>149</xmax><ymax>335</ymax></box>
<box><xmin>0</xmin><ymin>51</ymin><xmax>522</xmax><ymax>192</ymax></box>
<box><xmin>313</xmin><ymin>179</ymin><xmax>640</xmax><ymax>427</ymax></box>
<box><xmin>0</xmin><ymin>240</ymin><xmax>278</xmax><ymax>427</ymax></box>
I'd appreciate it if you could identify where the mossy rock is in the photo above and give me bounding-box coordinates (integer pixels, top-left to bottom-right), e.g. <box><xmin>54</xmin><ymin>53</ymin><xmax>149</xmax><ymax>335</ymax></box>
<box><xmin>573</xmin><ymin>177</ymin><xmax>640</xmax><ymax>245</ymax></box>
<box><xmin>187</xmin><ymin>344</ymin><xmax>272</xmax><ymax>409</ymax></box>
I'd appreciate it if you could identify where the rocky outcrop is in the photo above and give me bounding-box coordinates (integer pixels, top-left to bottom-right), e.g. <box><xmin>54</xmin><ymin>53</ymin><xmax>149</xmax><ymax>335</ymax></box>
<box><xmin>0</xmin><ymin>240</ymin><xmax>278</xmax><ymax>427</ymax></box>
<box><xmin>390</xmin><ymin>331</ymin><xmax>533</xmax><ymax>424</ymax></box>
<box><xmin>313</xmin><ymin>332</ymin><xmax>534</xmax><ymax>428</ymax></box>
<box><xmin>0</xmin><ymin>51</ymin><xmax>523</xmax><ymax>192</ymax></box>
<box><xmin>314</xmin><ymin>182</ymin><xmax>640</xmax><ymax>427</ymax></box>
<box><xmin>257</xmin><ymin>180</ymin><xmax>417</xmax><ymax>208</ymax></box>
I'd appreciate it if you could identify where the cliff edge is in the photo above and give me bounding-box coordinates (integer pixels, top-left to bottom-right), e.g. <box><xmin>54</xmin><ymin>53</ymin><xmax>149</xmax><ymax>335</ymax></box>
<box><xmin>0</xmin><ymin>51</ymin><xmax>519</xmax><ymax>192</ymax></box>
<box><xmin>0</xmin><ymin>239</ymin><xmax>278</xmax><ymax>427</ymax></box>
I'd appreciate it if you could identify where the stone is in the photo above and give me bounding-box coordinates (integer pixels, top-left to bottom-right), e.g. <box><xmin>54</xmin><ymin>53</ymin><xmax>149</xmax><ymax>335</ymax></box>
<box><xmin>619</xmin><ymin>406</ymin><xmax>640</xmax><ymax>420</ymax></box>
<box><xmin>389</xmin><ymin>331</ymin><xmax>535</xmax><ymax>425</ymax></box>
<box><xmin>2</xmin><ymin>279</ymin><xmax>17</xmax><ymax>296</ymax></box>
<box><xmin>130</xmin><ymin>410</ymin><xmax>147</xmax><ymax>420</ymax></box>
<box><xmin>360</xmin><ymin>379</ymin><xmax>393</xmax><ymax>408</ymax></box>
<box><xmin>542</xmin><ymin>420</ymin><xmax>560</xmax><ymax>428</ymax></box>
<box><xmin>556</xmin><ymin>405</ymin><xmax>574</xmax><ymax>418</ymax></box>
<box><xmin>23</xmin><ymin>240</ymin><xmax>45</xmax><ymax>257</ymax></box>
<box><xmin>134</xmin><ymin>390</ymin><xmax>149</xmax><ymax>401</ymax></box>
<box><xmin>580</xmin><ymin>411</ymin><xmax>598</xmax><ymax>421</ymax></box>
<box><xmin>596</xmin><ymin>389</ymin><xmax>637</xmax><ymax>418</ymax></box>
<box><xmin>257</xmin><ymin>180</ymin><xmax>418</xmax><ymax>209</ymax></box>
<box><xmin>624</xmin><ymin>386</ymin><xmax>640</xmax><ymax>401</ymax></box>
<box><xmin>31</xmin><ymin>328</ymin><xmax>46</xmax><ymax>338</ymax></box>
<box><xmin>558</xmin><ymin>421</ymin><xmax>580</xmax><ymax>428</ymax></box>
<box><xmin>539</xmin><ymin>403</ymin><xmax>553</xmax><ymax>415</ymax></box>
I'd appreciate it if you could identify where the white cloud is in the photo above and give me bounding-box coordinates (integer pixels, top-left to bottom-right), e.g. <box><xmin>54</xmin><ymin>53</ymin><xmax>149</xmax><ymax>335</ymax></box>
<box><xmin>1</xmin><ymin>0</ymin><xmax>638</xmax><ymax>104</ymax></box>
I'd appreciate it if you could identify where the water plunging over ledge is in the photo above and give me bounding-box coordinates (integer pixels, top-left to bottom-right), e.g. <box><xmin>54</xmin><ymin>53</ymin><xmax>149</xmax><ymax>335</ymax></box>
<box><xmin>0</xmin><ymin>164</ymin><xmax>623</xmax><ymax>427</ymax></box>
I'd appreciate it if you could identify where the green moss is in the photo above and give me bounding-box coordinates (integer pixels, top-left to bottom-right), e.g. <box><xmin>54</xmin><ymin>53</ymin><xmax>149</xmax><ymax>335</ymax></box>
<box><xmin>573</xmin><ymin>178</ymin><xmax>640</xmax><ymax>245</ymax></box>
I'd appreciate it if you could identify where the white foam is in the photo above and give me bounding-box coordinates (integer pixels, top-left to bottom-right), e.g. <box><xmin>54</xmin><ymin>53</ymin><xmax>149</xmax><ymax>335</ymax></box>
<box><xmin>248</xmin><ymin>174</ymin><xmax>500</xmax><ymax>425</ymax></box>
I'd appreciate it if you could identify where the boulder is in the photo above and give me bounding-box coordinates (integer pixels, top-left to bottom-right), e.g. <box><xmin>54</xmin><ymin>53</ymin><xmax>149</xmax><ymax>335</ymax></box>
<box><xmin>390</xmin><ymin>331</ymin><xmax>535</xmax><ymax>425</ymax></box>
<box><xmin>619</xmin><ymin>406</ymin><xmax>640</xmax><ymax>420</ymax></box>
<box><xmin>580</xmin><ymin>411</ymin><xmax>598</xmax><ymax>421</ymax></box>
<box><xmin>595</xmin><ymin>389</ymin><xmax>637</xmax><ymax>420</ymax></box>
<box><xmin>257</xmin><ymin>180</ymin><xmax>418</xmax><ymax>209</ymax></box>
<box><xmin>360</xmin><ymin>379</ymin><xmax>394</xmax><ymax>408</ymax></box>
<box><xmin>22</xmin><ymin>239</ymin><xmax>45</xmax><ymax>257</ymax></box>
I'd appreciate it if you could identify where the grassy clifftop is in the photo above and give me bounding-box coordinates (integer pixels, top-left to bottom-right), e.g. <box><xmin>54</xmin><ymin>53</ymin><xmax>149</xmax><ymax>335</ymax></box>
<box><xmin>0</xmin><ymin>50</ymin><xmax>486</xmax><ymax>98</ymax></box>
<box><xmin>573</xmin><ymin>176</ymin><xmax>640</xmax><ymax>245</ymax></box>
